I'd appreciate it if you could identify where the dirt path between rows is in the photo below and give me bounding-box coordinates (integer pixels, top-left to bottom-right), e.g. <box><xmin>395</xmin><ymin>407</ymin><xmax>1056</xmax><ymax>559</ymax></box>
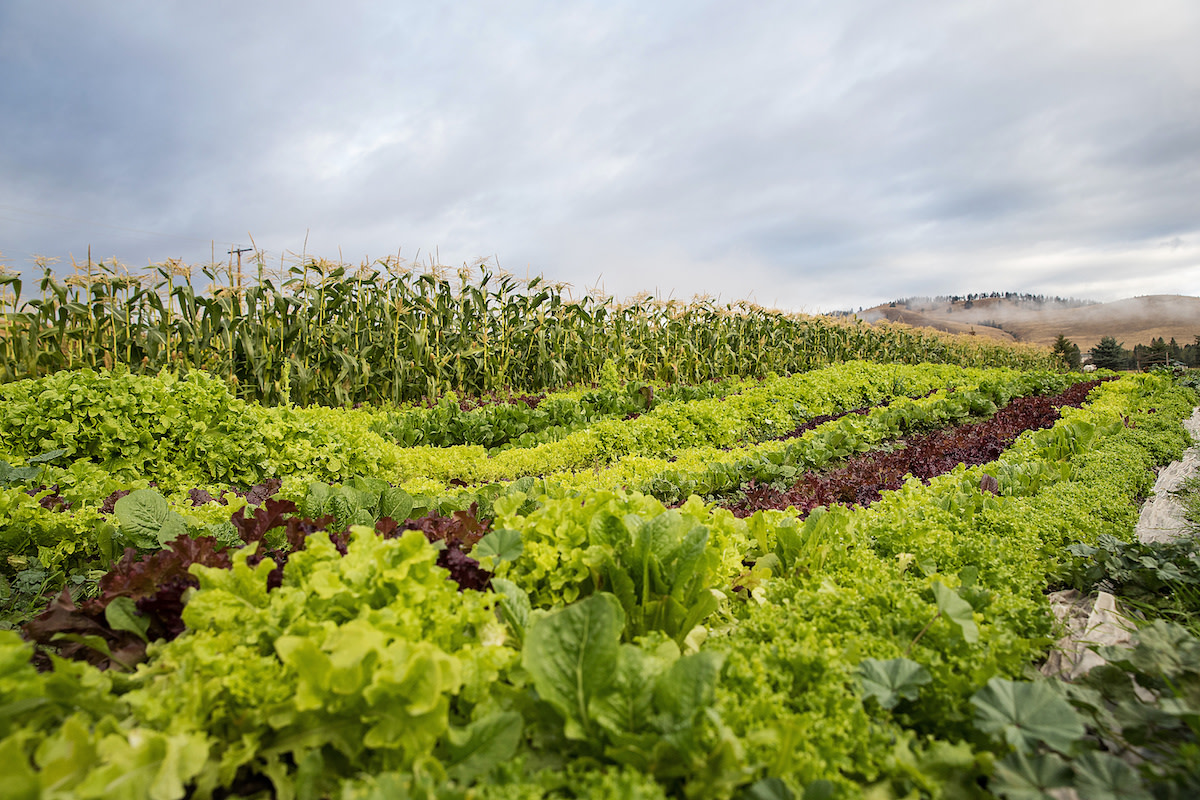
<box><xmin>1042</xmin><ymin>406</ymin><xmax>1200</xmax><ymax>680</ymax></box>
<box><xmin>1134</xmin><ymin>407</ymin><xmax>1200</xmax><ymax>544</ymax></box>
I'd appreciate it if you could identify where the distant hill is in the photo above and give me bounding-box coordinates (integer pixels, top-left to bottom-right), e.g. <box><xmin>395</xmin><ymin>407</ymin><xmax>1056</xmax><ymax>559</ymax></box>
<box><xmin>859</xmin><ymin>294</ymin><xmax>1200</xmax><ymax>352</ymax></box>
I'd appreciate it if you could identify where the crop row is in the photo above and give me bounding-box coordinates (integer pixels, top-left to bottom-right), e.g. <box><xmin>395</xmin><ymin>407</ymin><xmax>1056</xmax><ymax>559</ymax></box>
<box><xmin>365</xmin><ymin>372</ymin><xmax>747</xmax><ymax>450</ymax></box>
<box><xmin>1</xmin><ymin>366</ymin><xmax>1196</xmax><ymax>798</ymax></box>
<box><xmin>0</xmin><ymin>363</ymin><xmax>1068</xmax><ymax>600</ymax></box>
<box><xmin>381</xmin><ymin>363</ymin><xmax>1073</xmax><ymax>490</ymax></box>
<box><xmin>0</xmin><ymin>257</ymin><xmax>1059</xmax><ymax>405</ymax></box>
<box><xmin>721</xmin><ymin>377</ymin><xmax>1106</xmax><ymax>516</ymax></box>
<box><xmin>0</xmin><ymin>363</ymin><xmax>1084</xmax><ymax>626</ymax></box>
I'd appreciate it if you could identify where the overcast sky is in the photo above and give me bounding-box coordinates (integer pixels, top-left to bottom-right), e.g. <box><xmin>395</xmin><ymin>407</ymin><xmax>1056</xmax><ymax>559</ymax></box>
<box><xmin>2</xmin><ymin>1</ymin><xmax>1197</xmax><ymax>311</ymax></box>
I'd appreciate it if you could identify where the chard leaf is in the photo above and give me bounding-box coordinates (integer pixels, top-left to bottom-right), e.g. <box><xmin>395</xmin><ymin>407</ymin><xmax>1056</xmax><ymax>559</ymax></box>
<box><xmin>592</xmin><ymin>640</ymin><xmax>677</xmax><ymax>739</ymax></box>
<box><xmin>444</xmin><ymin>711</ymin><xmax>523</xmax><ymax>784</ymax></box>
<box><xmin>348</xmin><ymin>474</ymin><xmax>388</xmax><ymax>496</ymax></box>
<box><xmin>299</xmin><ymin>482</ymin><xmax>332</xmax><ymax>520</ymax></box>
<box><xmin>378</xmin><ymin>486</ymin><xmax>414</xmax><ymax>523</ymax></box>
<box><xmin>652</xmin><ymin>649</ymin><xmax>724</xmax><ymax>733</ymax></box>
<box><xmin>0</xmin><ymin>460</ymin><xmax>41</xmax><ymax>484</ymax></box>
<box><xmin>523</xmin><ymin>592</ymin><xmax>623</xmax><ymax>740</ymax></box>
<box><xmin>932</xmin><ymin>581</ymin><xmax>979</xmax><ymax>644</ymax></box>
<box><xmin>114</xmin><ymin>489</ymin><xmax>189</xmax><ymax>546</ymax></box>
<box><xmin>663</xmin><ymin>524</ymin><xmax>709</xmax><ymax>598</ymax></box>
<box><xmin>857</xmin><ymin>657</ymin><xmax>931</xmax><ymax>709</ymax></box>
<box><xmin>971</xmin><ymin>678</ymin><xmax>1085</xmax><ymax>754</ymax></box>
<box><xmin>105</xmin><ymin>596</ymin><xmax>150</xmax><ymax>643</ymax></box>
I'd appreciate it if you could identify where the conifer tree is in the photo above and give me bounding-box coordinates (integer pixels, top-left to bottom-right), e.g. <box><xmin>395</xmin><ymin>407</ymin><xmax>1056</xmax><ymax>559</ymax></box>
<box><xmin>1089</xmin><ymin>336</ymin><xmax>1129</xmax><ymax>370</ymax></box>
<box><xmin>1052</xmin><ymin>334</ymin><xmax>1081</xmax><ymax>370</ymax></box>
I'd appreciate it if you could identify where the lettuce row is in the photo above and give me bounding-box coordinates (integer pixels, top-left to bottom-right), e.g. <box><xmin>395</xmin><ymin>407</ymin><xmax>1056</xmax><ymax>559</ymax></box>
<box><xmin>385</xmin><ymin>362</ymin><xmax>1062</xmax><ymax>487</ymax></box>
<box><xmin>706</xmin><ymin>374</ymin><xmax>1196</xmax><ymax>795</ymax></box>
<box><xmin>2</xmin><ymin>370</ymin><xmax>1193</xmax><ymax>798</ymax></box>
<box><xmin>0</xmin><ymin>368</ymin><xmax>400</xmax><ymax>492</ymax></box>
<box><xmin>554</xmin><ymin>370</ymin><xmax>1084</xmax><ymax>503</ymax></box>
<box><xmin>2</xmin><ymin>529</ymin><xmax>515</xmax><ymax>799</ymax></box>
<box><xmin>365</xmin><ymin>375</ymin><xmax>749</xmax><ymax>451</ymax></box>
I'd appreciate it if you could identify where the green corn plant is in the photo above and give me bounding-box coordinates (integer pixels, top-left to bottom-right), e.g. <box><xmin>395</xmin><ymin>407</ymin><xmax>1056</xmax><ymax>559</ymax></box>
<box><xmin>0</xmin><ymin>253</ymin><xmax>1061</xmax><ymax>406</ymax></box>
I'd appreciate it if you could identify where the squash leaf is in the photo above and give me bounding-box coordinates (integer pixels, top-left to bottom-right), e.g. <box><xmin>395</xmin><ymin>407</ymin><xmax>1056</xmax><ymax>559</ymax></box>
<box><xmin>857</xmin><ymin>657</ymin><xmax>932</xmax><ymax>710</ymax></box>
<box><xmin>971</xmin><ymin>678</ymin><xmax>1085</xmax><ymax>754</ymax></box>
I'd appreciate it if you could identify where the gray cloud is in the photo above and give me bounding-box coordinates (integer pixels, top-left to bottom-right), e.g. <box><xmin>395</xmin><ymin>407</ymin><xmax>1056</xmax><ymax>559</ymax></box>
<box><xmin>1</xmin><ymin>0</ymin><xmax>1197</xmax><ymax>311</ymax></box>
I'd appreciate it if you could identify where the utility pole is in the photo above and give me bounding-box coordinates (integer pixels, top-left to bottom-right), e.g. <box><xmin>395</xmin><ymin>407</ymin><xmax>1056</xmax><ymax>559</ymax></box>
<box><xmin>228</xmin><ymin>246</ymin><xmax>252</xmax><ymax>292</ymax></box>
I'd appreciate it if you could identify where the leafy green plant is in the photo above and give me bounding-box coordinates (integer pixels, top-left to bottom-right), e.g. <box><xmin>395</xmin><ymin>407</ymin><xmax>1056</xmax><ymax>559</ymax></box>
<box><xmin>489</xmin><ymin>492</ymin><xmax>746</xmax><ymax>645</ymax></box>
<box><xmin>298</xmin><ymin>476</ymin><xmax>415</xmax><ymax>531</ymax></box>
<box><xmin>1064</xmin><ymin>534</ymin><xmax>1200</xmax><ymax>634</ymax></box>
<box><xmin>856</xmin><ymin>657</ymin><xmax>932</xmax><ymax>710</ymax></box>
<box><xmin>1</xmin><ymin>256</ymin><xmax>1060</xmax><ymax>407</ymax></box>
<box><xmin>904</xmin><ymin>579</ymin><xmax>981</xmax><ymax>655</ymax></box>
<box><xmin>522</xmin><ymin>593</ymin><xmax>744</xmax><ymax>793</ymax></box>
<box><xmin>976</xmin><ymin>621</ymin><xmax>1200</xmax><ymax>800</ymax></box>
<box><xmin>112</xmin><ymin>489</ymin><xmax>190</xmax><ymax>549</ymax></box>
<box><xmin>0</xmin><ymin>448</ymin><xmax>67</xmax><ymax>487</ymax></box>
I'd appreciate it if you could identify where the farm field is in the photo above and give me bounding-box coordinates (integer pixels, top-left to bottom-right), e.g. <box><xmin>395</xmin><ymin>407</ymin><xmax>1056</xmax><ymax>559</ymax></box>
<box><xmin>1</xmin><ymin>270</ymin><xmax>1198</xmax><ymax>799</ymax></box>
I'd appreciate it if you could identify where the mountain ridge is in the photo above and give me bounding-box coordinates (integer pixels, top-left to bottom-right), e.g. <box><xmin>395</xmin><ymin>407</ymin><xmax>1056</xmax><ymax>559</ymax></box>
<box><xmin>858</xmin><ymin>293</ymin><xmax>1200</xmax><ymax>351</ymax></box>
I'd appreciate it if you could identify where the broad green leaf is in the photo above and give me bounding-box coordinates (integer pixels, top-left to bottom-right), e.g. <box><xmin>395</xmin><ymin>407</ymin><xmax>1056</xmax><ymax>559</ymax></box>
<box><xmin>444</xmin><ymin>711</ymin><xmax>523</xmax><ymax>784</ymax></box>
<box><xmin>631</xmin><ymin>512</ymin><xmax>682</xmax><ymax>584</ymax></box>
<box><xmin>27</xmin><ymin>448</ymin><xmax>67</xmax><ymax>464</ymax></box>
<box><xmin>299</xmin><ymin>482</ymin><xmax>333</xmax><ymax>520</ymax></box>
<box><xmin>1070</xmin><ymin>751</ymin><xmax>1150</xmax><ymax>800</ymax></box>
<box><xmin>588</xmin><ymin>512</ymin><xmax>631</xmax><ymax>548</ymax></box>
<box><xmin>773</xmin><ymin>517</ymin><xmax>805</xmax><ymax>570</ymax></box>
<box><xmin>156</xmin><ymin>513</ymin><xmax>190</xmax><ymax>546</ymax></box>
<box><xmin>0</xmin><ymin>460</ymin><xmax>42</xmax><ymax>484</ymax></box>
<box><xmin>51</xmin><ymin>633</ymin><xmax>113</xmax><ymax>658</ymax></box>
<box><xmin>989</xmin><ymin>750</ymin><xmax>1072</xmax><ymax>800</ymax></box>
<box><xmin>491</xmin><ymin>578</ymin><xmax>531</xmax><ymax>644</ymax></box>
<box><xmin>474</xmin><ymin>528</ymin><xmax>523</xmax><ymax>567</ymax></box>
<box><xmin>592</xmin><ymin>640</ymin><xmax>677</xmax><ymax>739</ymax></box>
<box><xmin>747</xmin><ymin>511</ymin><xmax>770</xmax><ymax>554</ymax></box>
<box><xmin>856</xmin><ymin>657</ymin><xmax>932</xmax><ymax>710</ymax></box>
<box><xmin>673</xmin><ymin>589</ymin><xmax>722</xmax><ymax>647</ymax></box>
<box><xmin>378</xmin><ymin>486</ymin><xmax>413</xmax><ymax>522</ymax></box>
<box><xmin>348</xmin><ymin>474</ymin><xmax>389</xmax><ymax>496</ymax></box>
<box><xmin>932</xmin><ymin>581</ymin><xmax>978</xmax><ymax>644</ymax></box>
<box><xmin>113</xmin><ymin>489</ymin><xmax>171</xmax><ymax>544</ymax></box>
<box><xmin>523</xmin><ymin>592</ymin><xmax>624</xmax><ymax>739</ymax></box>
<box><xmin>971</xmin><ymin>678</ymin><xmax>1085</xmax><ymax>754</ymax></box>
<box><xmin>741</xmin><ymin>777</ymin><xmax>795</xmax><ymax>800</ymax></box>
<box><xmin>652</xmin><ymin>649</ymin><xmax>724</xmax><ymax>732</ymax></box>
<box><xmin>105</xmin><ymin>596</ymin><xmax>150</xmax><ymax>643</ymax></box>
<box><xmin>663</xmin><ymin>524</ymin><xmax>709</xmax><ymax>598</ymax></box>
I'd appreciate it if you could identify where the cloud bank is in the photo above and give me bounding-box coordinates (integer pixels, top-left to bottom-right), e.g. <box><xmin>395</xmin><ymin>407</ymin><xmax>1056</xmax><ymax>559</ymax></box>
<box><xmin>2</xmin><ymin>0</ymin><xmax>1197</xmax><ymax>310</ymax></box>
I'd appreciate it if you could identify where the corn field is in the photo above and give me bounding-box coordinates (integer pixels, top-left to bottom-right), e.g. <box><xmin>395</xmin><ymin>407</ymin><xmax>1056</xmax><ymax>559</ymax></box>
<box><xmin>0</xmin><ymin>254</ymin><xmax>1059</xmax><ymax>406</ymax></box>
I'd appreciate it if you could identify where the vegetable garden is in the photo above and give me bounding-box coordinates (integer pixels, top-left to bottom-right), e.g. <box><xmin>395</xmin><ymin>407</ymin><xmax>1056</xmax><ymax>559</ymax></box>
<box><xmin>1</xmin><ymin>262</ymin><xmax>1198</xmax><ymax>800</ymax></box>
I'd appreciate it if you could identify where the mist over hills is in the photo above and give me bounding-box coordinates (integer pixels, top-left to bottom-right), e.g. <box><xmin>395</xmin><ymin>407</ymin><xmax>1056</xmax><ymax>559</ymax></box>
<box><xmin>858</xmin><ymin>293</ymin><xmax>1200</xmax><ymax>352</ymax></box>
